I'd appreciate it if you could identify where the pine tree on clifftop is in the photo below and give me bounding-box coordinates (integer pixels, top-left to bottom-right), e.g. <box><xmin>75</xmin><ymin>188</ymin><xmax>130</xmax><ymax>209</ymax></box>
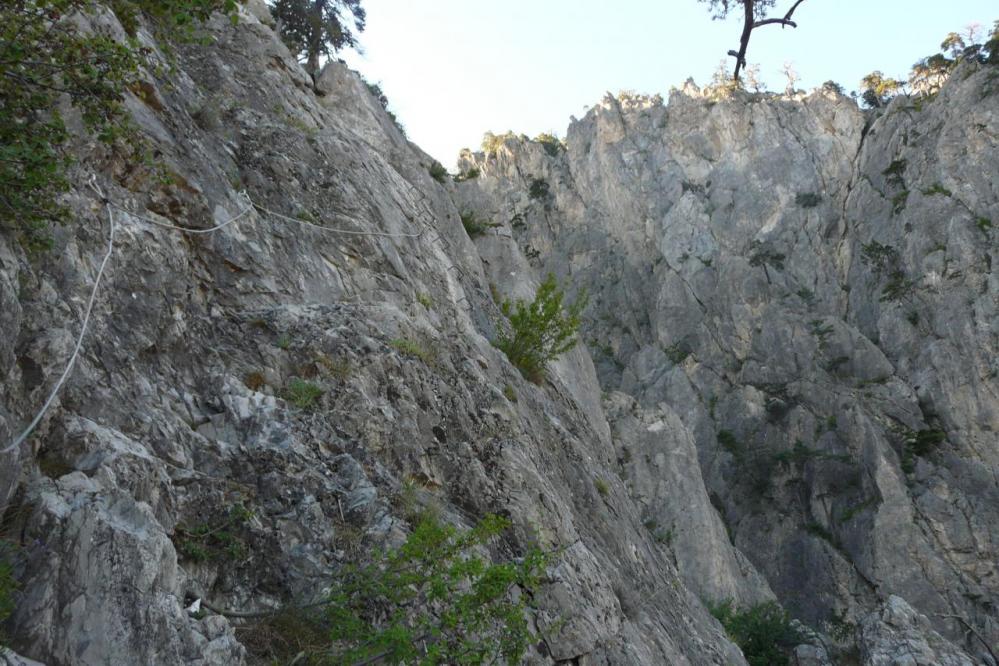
<box><xmin>269</xmin><ymin>0</ymin><xmax>365</xmax><ymax>84</ymax></box>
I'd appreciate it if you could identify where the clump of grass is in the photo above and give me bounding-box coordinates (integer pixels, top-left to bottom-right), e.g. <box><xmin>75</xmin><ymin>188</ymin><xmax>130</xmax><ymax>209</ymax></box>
<box><xmin>276</xmin><ymin>335</ymin><xmax>292</xmax><ymax>350</ymax></box>
<box><xmin>389</xmin><ymin>338</ymin><xmax>436</xmax><ymax>364</ymax></box>
<box><xmin>281</xmin><ymin>378</ymin><xmax>323</xmax><ymax>409</ymax></box>
<box><xmin>416</xmin><ymin>293</ymin><xmax>432</xmax><ymax>309</ymax></box>
<box><xmin>502</xmin><ymin>384</ymin><xmax>518</xmax><ymax>403</ymax></box>
<box><xmin>594</xmin><ymin>479</ymin><xmax>610</xmax><ymax>497</ymax></box>
<box><xmin>921</xmin><ymin>183</ymin><xmax>951</xmax><ymax>196</ymax></box>
<box><xmin>316</xmin><ymin>354</ymin><xmax>351</xmax><ymax>381</ymax></box>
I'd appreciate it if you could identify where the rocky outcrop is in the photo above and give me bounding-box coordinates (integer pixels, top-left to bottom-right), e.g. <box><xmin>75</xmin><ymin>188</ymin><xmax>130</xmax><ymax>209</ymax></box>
<box><xmin>1</xmin><ymin>1</ymin><xmax>996</xmax><ymax>664</ymax></box>
<box><xmin>0</xmin><ymin>2</ymin><xmax>746</xmax><ymax>664</ymax></box>
<box><xmin>455</xmin><ymin>70</ymin><xmax>998</xmax><ymax>662</ymax></box>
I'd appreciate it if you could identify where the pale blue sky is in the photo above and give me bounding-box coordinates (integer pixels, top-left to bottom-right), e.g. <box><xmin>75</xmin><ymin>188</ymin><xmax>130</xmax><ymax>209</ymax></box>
<box><xmin>342</xmin><ymin>1</ymin><xmax>996</xmax><ymax>167</ymax></box>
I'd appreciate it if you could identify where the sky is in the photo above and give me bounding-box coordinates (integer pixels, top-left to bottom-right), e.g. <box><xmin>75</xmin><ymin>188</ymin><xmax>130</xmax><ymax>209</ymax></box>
<box><xmin>341</xmin><ymin>1</ymin><xmax>997</xmax><ymax>167</ymax></box>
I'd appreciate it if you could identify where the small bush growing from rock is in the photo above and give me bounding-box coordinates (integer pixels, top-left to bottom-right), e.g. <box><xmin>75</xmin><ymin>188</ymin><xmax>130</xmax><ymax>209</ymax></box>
<box><xmin>529</xmin><ymin>178</ymin><xmax>551</xmax><ymax>200</ymax></box>
<box><xmin>534</xmin><ymin>133</ymin><xmax>564</xmax><ymax>157</ymax></box>
<box><xmin>0</xmin><ymin>542</ymin><xmax>17</xmax><ymax>643</ymax></box>
<box><xmin>460</xmin><ymin>211</ymin><xmax>498</xmax><ymax>238</ymax></box>
<box><xmin>428</xmin><ymin>161</ymin><xmax>448</xmax><ymax>183</ymax></box>
<box><xmin>495</xmin><ymin>274</ymin><xmax>586</xmax><ymax>383</ymax></box>
<box><xmin>174</xmin><ymin>503</ymin><xmax>254</xmax><ymax>563</ymax></box>
<box><xmin>453</xmin><ymin>166</ymin><xmax>480</xmax><ymax>182</ymax></box>
<box><xmin>244</xmin><ymin>371</ymin><xmax>266</xmax><ymax>391</ymax></box>
<box><xmin>709</xmin><ymin>600</ymin><xmax>803</xmax><ymax>666</ymax></box>
<box><xmin>327</xmin><ymin>514</ymin><xmax>547</xmax><ymax>664</ymax></box>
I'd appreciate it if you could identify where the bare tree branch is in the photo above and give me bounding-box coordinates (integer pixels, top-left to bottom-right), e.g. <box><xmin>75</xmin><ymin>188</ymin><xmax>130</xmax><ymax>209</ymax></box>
<box><xmin>729</xmin><ymin>0</ymin><xmax>807</xmax><ymax>80</ymax></box>
<box><xmin>753</xmin><ymin>18</ymin><xmax>797</xmax><ymax>28</ymax></box>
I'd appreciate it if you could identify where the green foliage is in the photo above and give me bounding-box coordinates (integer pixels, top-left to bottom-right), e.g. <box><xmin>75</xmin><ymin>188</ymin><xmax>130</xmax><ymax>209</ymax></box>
<box><xmin>860</xmin><ymin>71</ymin><xmax>903</xmax><ymax>108</ymax></box>
<box><xmin>389</xmin><ymin>337</ymin><xmax>435</xmax><ymax>364</ymax></box>
<box><xmin>860</xmin><ymin>241</ymin><xmax>900</xmax><ymax>274</ymax></box>
<box><xmin>795</xmin><ymin>192</ymin><xmax>822</xmax><ymax>208</ymax></box>
<box><xmin>0</xmin><ymin>542</ymin><xmax>17</xmax><ymax>643</ymax></box>
<box><xmin>906</xmin><ymin>428</ymin><xmax>946</xmax><ymax>456</ymax></box>
<box><xmin>282</xmin><ymin>378</ymin><xmax>324</xmax><ymax>409</ymax></box>
<box><xmin>502</xmin><ymin>384</ymin><xmax>517</xmax><ymax>403</ymax></box>
<box><xmin>428</xmin><ymin>161</ymin><xmax>448</xmax><ymax>183</ymax></box>
<box><xmin>534</xmin><ymin>133</ymin><xmax>564</xmax><ymax>157</ymax></box>
<box><xmin>891</xmin><ymin>190</ymin><xmax>909</xmax><ymax>215</ymax></box>
<box><xmin>717</xmin><ymin>430</ymin><xmax>741</xmax><ymax>457</ymax></box>
<box><xmin>270</xmin><ymin>0</ymin><xmax>365</xmax><ymax>81</ymax></box>
<box><xmin>362</xmin><ymin>79</ymin><xmax>405</xmax><ymax>134</ymax></box>
<box><xmin>481</xmin><ymin>131</ymin><xmax>517</xmax><ymax>155</ymax></box>
<box><xmin>453</xmin><ymin>166</ymin><xmax>480</xmax><ymax>182</ymax></box>
<box><xmin>175</xmin><ymin>502</ymin><xmax>254</xmax><ymax>563</ymax></box>
<box><xmin>459</xmin><ymin>211</ymin><xmax>498</xmax><ymax>238</ymax></box>
<box><xmin>976</xmin><ymin>217</ymin><xmax>993</xmax><ymax>233</ymax></box>
<box><xmin>882</xmin><ymin>159</ymin><xmax>907</xmax><ymax>186</ymax></box>
<box><xmin>748</xmin><ymin>241</ymin><xmax>786</xmax><ymax>271</ymax></box>
<box><xmin>327</xmin><ymin>514</ymin><xmax>547</xmax><ymax>665</ymax></box>
<box><xmin>709</xmin><ymin>600</ymin><xmax>803</xmax><ymax>666</ymax></box>
<box><xmin>663</xmin><ymin>342</ymin><xmax>690</xmax><ymax>365</ymax></box>
<box><xmin>0</xmin><ymin>0</ymin><xmax>237</xmax><ymax>251</ymax></box>
<box><xmin>528</xmin><ymin>178</ymin><xmax>550</xmax><ymax>200</ymax></box>
<box><xmin>921</xmin><ymin>183</ymin><xmax>952</xmax><ymax>196</ymax></box>
<box><xmin>821</xmin><ymin>80</ymin><xmax>845</xmax><ymax>95</ymax></box>
<box><xmin>594</xmin><ymin>479</ymin><xmax>610</xmax><ymax>497</ymax></box>
<box><xmin>495</xmin><ymin>273</ymin><xmax>586</xmax><ymax>383</ymax></box>
<box><xmin>416</xmin><ymin>293</ymin><xmax>433</xmax><ymax>309</ymax></box>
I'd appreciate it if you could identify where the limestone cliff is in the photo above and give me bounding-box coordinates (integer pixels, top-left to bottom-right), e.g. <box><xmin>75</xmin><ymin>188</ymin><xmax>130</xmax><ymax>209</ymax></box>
<box><xmin>0</xmin><ymin>2</ymin><xmax>996</xmax><ymax>665</ymax></box>
<box><xmin>455</xmin><ymin>72</ymin><xmax>998</xmax><ymax>663</ymax></box>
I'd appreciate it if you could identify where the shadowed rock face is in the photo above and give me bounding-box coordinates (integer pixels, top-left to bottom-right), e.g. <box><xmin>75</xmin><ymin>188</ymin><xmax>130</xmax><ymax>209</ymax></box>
<box><xmin>454</xmin><ymin>72</ymin><xmax>998</xmax><ymax>662</ymax></box>
<box><xmin>0</xmin><ymin>2</ymin><xmax>995</xmax><ymax>664</ymax></box>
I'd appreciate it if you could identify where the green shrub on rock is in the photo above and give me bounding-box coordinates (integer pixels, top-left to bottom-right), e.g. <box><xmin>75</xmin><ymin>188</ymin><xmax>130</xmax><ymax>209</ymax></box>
<box><xmin>495</xmin><ymin>274</ymin><xmax>586</xmax><ymax>383</ymax></box>
<box><xmin>709</xmin><ymin>600</ymin><xmax>803</xmax><ymax>666</ymax></box>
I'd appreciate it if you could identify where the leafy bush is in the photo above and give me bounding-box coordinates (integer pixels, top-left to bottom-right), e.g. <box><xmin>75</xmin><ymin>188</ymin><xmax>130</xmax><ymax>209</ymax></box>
<box><xmin>0</xmin><ymin>0</ymin><xmax>237</xmax><ymax>252</ymax></box>
<box><xmin>0</xmin><ymin>542</ymin><xmax>16</xmax><ymax>643</ymax></box>
<box><xmin>174</xmin><ymin>502</ymin><xmax>254</xmax><ymax>563</ymax></box>
<box><xmin>428</xmin><ymin>161</ymin><xmax>448</xmax><ymax>183</ymax></box>
<box><xmin>459</xmin><ymin>211</ymin><xmax>498</xmax><ymax>238</ymax></box>
<box><xmin>709</xmin><ymin>600</ymin><xmax>803</xmax><ymax>666</ymax></box>
<box><xmin>534</xmin><ymin>133</ymin><xmax>564</xmax><ymax>157</ymax></box>
<box><xmin>481</xmin><ymin>131</ymin><xmax>517</xmax><ymax>155</ymax></box>
<box><xmin>327</xmin><ymin>514</ymin><xmax>547</xmax><ymax>665</ymax></box>
<box><xmin>281</xmin><ymin>378</ymin><xmax>324</xmax><ymax>409</ymax></box>
<box><xmin>453</xmin><ymin>166</ymin><xmax>479</xmax><ymax>182</ymax></box>
<box><xmin>495</xmin><ymin>273</ymin><xmax>586</xmax><ymax>383</ymax></box>
<box><xmin>528</xmin><ymin>178</ymin><xmax>550</xmax><ymax>200</ymax></box>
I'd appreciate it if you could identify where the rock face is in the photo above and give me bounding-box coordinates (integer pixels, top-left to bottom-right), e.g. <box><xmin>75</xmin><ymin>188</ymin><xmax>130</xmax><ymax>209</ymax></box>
<box><xmin>455</xmin><ymin>73</ymin><xmax>998</xmax><ymax>662</ymax></box>
<box><xmin>0</xmin><ymin>4</ymin><xmax>742</xmax><ymax>665</ymax></box>
<box><xmin>0</xmin><ymin>3</ymin><xmax>996</xmax><ymax>665</ymax></box>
